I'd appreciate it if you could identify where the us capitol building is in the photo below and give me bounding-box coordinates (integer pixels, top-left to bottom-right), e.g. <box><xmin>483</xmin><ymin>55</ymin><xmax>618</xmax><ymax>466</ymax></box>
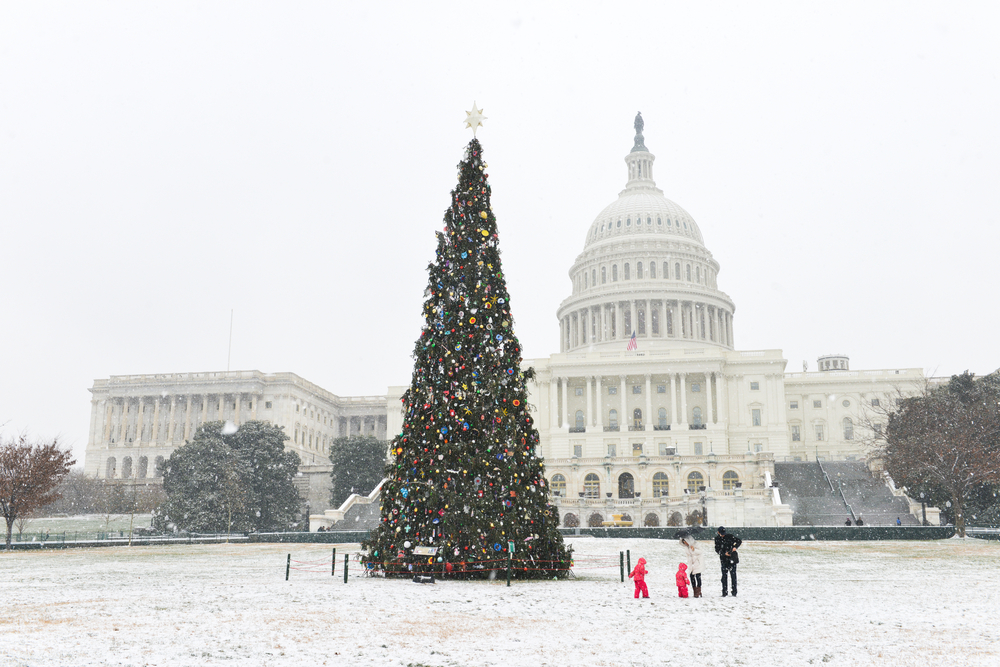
<box><xmin>83</xmin><ymin>115</ymin><xmax>924</xmax><ymax>527</ymax></box>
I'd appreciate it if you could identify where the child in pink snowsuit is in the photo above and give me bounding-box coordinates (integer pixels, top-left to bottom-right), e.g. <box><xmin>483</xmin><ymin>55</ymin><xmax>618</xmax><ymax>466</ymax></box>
<box><xmin>629</xmin><ymin>557</ymin><xmax>649</xmax><ymax>598</ymax></box>
<box><xmin>676</xmin><ymin>562</ymin><xmax>690</xmax><ymax>598</ymax></box>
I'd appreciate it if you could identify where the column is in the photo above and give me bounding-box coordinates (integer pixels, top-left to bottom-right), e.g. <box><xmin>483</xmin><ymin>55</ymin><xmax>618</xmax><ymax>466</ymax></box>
<box><xmin>644</xmin><ymin>299</ymin><xmax>650</xmax><ymax>337</ymax></box>
<box><xmin>561</xmin><ymin>377</ymin><xmax>569</xmax><ymax>429</ymax></box>
<box><xmin>151</xmin><ymin>398</ymin><xmax>161</xmax><ymax>443</ymax></box>
<box><xmin>619</xmin><ymin>375</ymin><xmax>627</xmax><ymax>430</ymax></box>
<box><xmin>549</xmin><ymin>379</ymin><xmax>559</xmax><ymax>429</ymax></box>
<box><xmin>167</xmin><ymin>396</ymin><xmax>177</xmax><ymax>442</ymax></box>
<box><xmin>670</xmin><ymin>374</ymin><xmax>678</xmax><ymax>426</ymax></box>
<box><xmin>679</xmin><ymin>373</ymin><xmax>688</xmax><ymax>425</ymax></box>
<box><xmin>644</xmin><ymin>374</ymin><xmax>653</xmax><ymax>431</ymax></box>
<box><xmin>618</xmin><ymin>302</ymin><xmax>625</xmax><ymax>340</ymax></box>
<box><xmin>707</xmin><ymin>372</ymin><xmax>715</xmax><ymax>424</ymax></box>
<box><xmin>251</xmin><ymin>395</ymin><xmax>258</xmax><ymax>420</ymax></box>
<box><xmin>595</xmin><ymin>375</ymin><xmax>604</xmax><ymax>428</ymax></box>
<box><xmin>559</xmin><ymin>318</ymin><xmax>566</xmax><ymax>352</ymax></box>
<box><xmin>235</xmin><ymin>394</ymin><xmax>242</xmax><ymax>426</ymax></box>
<box><xmin>585</xmin><ymin>376</ymin><xmax>593</xmax><ymax>429</ymax></box>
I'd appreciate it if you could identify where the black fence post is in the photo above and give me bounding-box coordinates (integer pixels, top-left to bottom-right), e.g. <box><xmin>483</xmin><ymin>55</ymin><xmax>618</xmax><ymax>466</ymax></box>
<box><xmin>506</xmin><ymin>550</ymin><xmax>512</xmax><ymax>587</ymax></box>
<box><xmin>343</xmin><ymin>554</ymin><xmax>349</xmax><ymax>583</ymax></box>
<box><xmin>332</xmin><ymin>548</ymin><xmax>336</xmax><ymax>576</ymax></box>
<box><xmin>285</xmin><ymin>554</ymin><xmax>291</xmax><ymax>581</ymax></box>
<box><xmin>626</xmin><ymin>549</ymin><xmax>631</xmax><ymax>576</ymax></box>
<box><xmin>620</xmin><ymin>551</ymin><xmax>624</xmax><ymax>582</ymax></box>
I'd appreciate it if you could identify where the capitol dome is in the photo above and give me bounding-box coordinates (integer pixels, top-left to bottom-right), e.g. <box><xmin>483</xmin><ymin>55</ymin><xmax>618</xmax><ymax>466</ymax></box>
<box><xmin>556</xmin><ymin>113</ymin><xmax>736</xmax><ymax>352</ymax></box>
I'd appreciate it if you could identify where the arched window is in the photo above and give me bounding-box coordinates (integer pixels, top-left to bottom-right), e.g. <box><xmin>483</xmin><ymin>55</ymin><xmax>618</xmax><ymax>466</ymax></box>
<box><xmin>122</xmin><ymin>456</ymin><xmax>133</xmax><ymax>479</ymax></box>
<box><xmin>618</xmin><ymin>472</ymin><xmax>635</xmax><ymax>498</ymax></box>
<box><xmin>551</xmin><ymin>474</ymin><xmax>566</xmax><ymax>496</ymax></box>
<box><xmin>692</xmin><ymin>406</ymin><xmax>703</xmax><ymax>427</ymax></box>
<box><xmin>584</xmin><ymin>473</ymin><xmax>601</xmax><ymax>498</ymax></box>
<box><xmin>637</xmin><ymin>261</ymin><xmax>643</xmax><ymax>279</ymax></box>
<box><xmin>609</xmin><ymin>409</ymin><xmax>618</xmax><ymax>430</ymax></box>
<box><xmin>657</xmin><ymin>216</ymin><xmax>662</xmax><ymax>226</ymax></box>
<box><xmin>138</xmin><ymin>456</ymin><xmax>148</xmax><ymax>479</ymax></box>
<box><xmin>638</xmin><ymin>307</ymin><xmax>646</xmax><ymax>335</ymax></box>
<box><xmin>686</xmin><ymin>264</ymin><xmax>692</xmax><ymax>281</ymax></box>
<box><xmin>624</xmin><ymin>263</ymin><xmax>630</xmax><ymax>280</ymax></box>
<box><xmin>617</xmin><ymin>218</ymin><xmax>622</xmax><ymax>228</ymax></box>
<box><xmin>633</xmin><ymin>408</ymin><xmax>643</xmax><ymax>430</ymax></box>
<box><xmin>843</xmin><ymin>417</ymin><xmax>854</xmax><ymax>440</ymax></box>
<box><xmin>626</xmin><ymin>217</ymin><xmax>631</xmax><ymax>227</ymax></box>
<box><xmin>658</xmin><ymin>408</ymin><xmax>667</xmax><ymax>428</ymax></box>
<box><xmin>687</xmin><ymin>471</ymin><xmax>705</xmax><ymax>493</ymax></box>
<box><xmin>723</xmin><ymin>471</ymin><xmax>740</xmax><ymax>490</ymax></box>
<box><xmin>650</xmin><ymin>262</ymin><xmax>656</xmax><ymax>279</ymax></box>
<box><xmin>696</xmin><ymin>266</ymin><xmax>701</xmax><ymax>283</ymax></box>
<box><xmin>154</xmin><ymin>456</ymin><xmax>165</xmax><ymax>477</ymax></box>
<box><xmin>647</xmin><ymin>216</ymin><xmax>652</xmax><ymax>226</ymax></box>
<box><xmin>592</xmin><ymin>269</ymin><xmax>596</xmax><ymax>286</ymax></box>
<box><xmin>106</xmin><ymin>457</ymin><xmax>116</xmax><ymax>479</ymax></box>
<box><xmin>601</xmin><ymin>267</ymin><xmax>607</xmax><ymax>284</ymax></box>
<box><xmin>575</xmin><ymin>410</ymin><xmax>585</xmax><ymax>430</ymax></box>
<box><xmin>612</xmin><ymin>265</ymin><xmax>618</xmax><ymax>281</ymax></box>
<box><xmin>651</xmin><ymin>307</ymin><xmax>659</xmax><ymax>334</ymax></box>
<box><xmin>583</xmin><ymin>273</ymin><xmax>587</xmax><ymax>289</ymax></box>
<box><xmin>675</xmin><ymin>263</ymin><xmax>681</xmax><ymax>279</ymax></box>
<box><xmin>653</xmin><ymin>472</ymin><xmax>669</xmax><ymax>497</ymax></box>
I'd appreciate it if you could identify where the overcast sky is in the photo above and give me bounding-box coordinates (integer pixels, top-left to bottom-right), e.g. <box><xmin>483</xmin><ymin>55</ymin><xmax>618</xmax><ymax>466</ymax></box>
<box><xmin>2</xmin><ymin>2</ymin><xmax>998</xmax><ymax>465</ymax></box>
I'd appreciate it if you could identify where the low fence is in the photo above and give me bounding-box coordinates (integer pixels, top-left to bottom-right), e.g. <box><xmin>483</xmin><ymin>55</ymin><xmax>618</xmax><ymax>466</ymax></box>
<box><xmin>559</xmin><ymin>525</ymin><xmax>956</xmax><ymax>541</ymax></box>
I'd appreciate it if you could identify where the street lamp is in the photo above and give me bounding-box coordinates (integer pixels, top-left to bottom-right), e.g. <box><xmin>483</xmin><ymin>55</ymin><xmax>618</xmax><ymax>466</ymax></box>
<box><xmin>698</xmin><ymin>486</ymin><xmax>707</xmax><ymax>527</ymax></box>
<box><xmin>919</xmin><ymin>492</ymin><xmax>929</xmax><ymax>526</ymax></box>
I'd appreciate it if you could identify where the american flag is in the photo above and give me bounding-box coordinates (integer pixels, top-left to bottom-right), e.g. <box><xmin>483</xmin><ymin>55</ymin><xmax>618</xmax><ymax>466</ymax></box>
<box><xmin>626</xmin><ymin>330</ymin><xmax>637</xmax><ymax>351</ymax></box>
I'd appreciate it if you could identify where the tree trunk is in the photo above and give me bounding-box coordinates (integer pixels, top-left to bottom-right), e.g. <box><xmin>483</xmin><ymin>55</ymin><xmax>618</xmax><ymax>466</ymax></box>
<box><xmin>5</xmin><ymin>516</ymin><xmax>13</xmax><ymax>550</ymax></box>
<box><xmin>953</xmin><ymin>492</ymin><xmax>965</xmax><ymax>537</ymax></box>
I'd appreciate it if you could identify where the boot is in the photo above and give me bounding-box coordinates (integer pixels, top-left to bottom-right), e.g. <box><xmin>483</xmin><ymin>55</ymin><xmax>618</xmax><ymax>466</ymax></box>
<box><xmin>694</xmin><ymin>586</ymin><xmax>701</xmax><ymax>598</ymax></box>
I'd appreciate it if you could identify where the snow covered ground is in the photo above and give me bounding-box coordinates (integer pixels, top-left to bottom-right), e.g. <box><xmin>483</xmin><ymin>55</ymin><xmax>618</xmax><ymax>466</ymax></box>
<box><xmin>3</xmin><ymin>536</ymin><xmax>997</xmax><ymax>666</ymax></box>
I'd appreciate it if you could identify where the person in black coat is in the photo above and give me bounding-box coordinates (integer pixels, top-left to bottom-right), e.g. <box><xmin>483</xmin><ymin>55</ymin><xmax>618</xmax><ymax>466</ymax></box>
<box><xmin>714</xmin><ymin>526</ymin><xmax>742</xmax><ymax>597</ymax></box>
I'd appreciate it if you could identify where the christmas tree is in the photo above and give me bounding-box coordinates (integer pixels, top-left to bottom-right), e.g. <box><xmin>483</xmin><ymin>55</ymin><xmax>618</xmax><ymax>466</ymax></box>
<box><xmin>363</xmin><ymin>126</ymin><xmax>571</xmax><ymax>580</ymax></box>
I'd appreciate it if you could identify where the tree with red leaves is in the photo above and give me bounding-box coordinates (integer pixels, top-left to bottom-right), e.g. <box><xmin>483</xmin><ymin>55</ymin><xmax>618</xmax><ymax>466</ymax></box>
<box><xmin>0</xmin><ymin>435</ymin><xmax>75</xmax><ymax>548</ymax></box>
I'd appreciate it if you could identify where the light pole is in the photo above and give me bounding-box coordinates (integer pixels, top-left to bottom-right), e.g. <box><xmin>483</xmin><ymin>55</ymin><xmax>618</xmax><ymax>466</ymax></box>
<box><xmin>699</xmin><ymin>486</ymin><xmax>707</xmax><ymax>527</ymax></box>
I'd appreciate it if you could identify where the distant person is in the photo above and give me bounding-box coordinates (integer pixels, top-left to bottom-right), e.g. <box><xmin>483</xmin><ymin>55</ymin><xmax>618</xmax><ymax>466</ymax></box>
<box><xmin>896</xmin><ymin>517</ymin><xmax>902</xmax><ymax>526</ymax></box>
<box><xmin>629</xmin><ymin>556</ymin><xmax>649</xmax><ymax>599</ymax></box>
<box><xmin>714</xmin><ymin>527</ymin><xmax>742</xmax><ymax>597</ymax></box>
<box><xmin>856</xmin><ymin>517</ymin><xmax>864</xmax><ymax>526</ymax></box>
<box><xmin>676</xmin><ymin>562</ymin><xmax>690</xmax><ymax>598</ymax></box>
<box><xmin>681</xmin><ymin>535</ymin><xmax>704</xmax><ymax>598</ymax></box>
<box><xmin>845</xmin><ymin>518</ymin><xmax>852</xmax><ymax>526</ymax></box>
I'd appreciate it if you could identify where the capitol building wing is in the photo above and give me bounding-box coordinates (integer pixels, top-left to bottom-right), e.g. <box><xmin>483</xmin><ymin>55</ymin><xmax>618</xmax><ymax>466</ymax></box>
<box><xmin>523</xmin><ymin>116</ymin><xmax>925</xmax><ymax>528</ymax></box>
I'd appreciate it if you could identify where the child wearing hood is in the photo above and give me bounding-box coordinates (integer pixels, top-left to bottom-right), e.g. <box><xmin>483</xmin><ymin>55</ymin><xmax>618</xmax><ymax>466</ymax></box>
<box><xmin>676</xmin><ymin>562</ymin><xmax>690</xmax><ymax>598</ymax></box>
<box><xmin>629</xmin><ymin>557</ymin><xmax>649</xmax><ymax>598</ymax></box>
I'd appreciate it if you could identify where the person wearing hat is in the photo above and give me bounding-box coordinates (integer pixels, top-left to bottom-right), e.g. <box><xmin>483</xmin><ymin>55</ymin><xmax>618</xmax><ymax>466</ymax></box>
<box><xmin>714</xmin><ymin>526</ymin><xmax>742</xmax><ymax>597</ymax></box>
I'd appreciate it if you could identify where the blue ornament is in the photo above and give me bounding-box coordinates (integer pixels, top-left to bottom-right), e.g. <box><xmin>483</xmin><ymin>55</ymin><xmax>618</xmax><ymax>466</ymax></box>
<box><xmin>441</xmin><ymin>426</ymin><xmax>449</xmax><ymax>434</ymax></box>
<box><xmin>494</xmin><ymin>543</ymin><xmax>502</xmax><ymax>551</ymax></box>
<box><xmin>506</xmin><ymin>368</ymin><xmax>514</xmax><ymax>375</ymax></box>
<box><xmin>496</xmin><ymin>334</ymin><xmax>503</xmax><ymax>342</ymax></box>
<box><xmin>401</xmin><ymin>488</ymin><xmax>409</xmax><ymax>498</ymax></box>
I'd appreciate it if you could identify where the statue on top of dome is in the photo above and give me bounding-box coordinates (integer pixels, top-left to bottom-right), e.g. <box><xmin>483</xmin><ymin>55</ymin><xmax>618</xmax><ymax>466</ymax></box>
<box><xmin>631</xmin><ymin>111</ymin><xmax>647</xmax><ymax>153</ymax></box>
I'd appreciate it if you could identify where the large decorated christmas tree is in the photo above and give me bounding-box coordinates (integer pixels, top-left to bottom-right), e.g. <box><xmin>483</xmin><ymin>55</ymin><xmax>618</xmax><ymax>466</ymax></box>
<box><xmin>363</xmin><ymin>108</ymin><xmax>571</xmax><ymax>579</ymax></box>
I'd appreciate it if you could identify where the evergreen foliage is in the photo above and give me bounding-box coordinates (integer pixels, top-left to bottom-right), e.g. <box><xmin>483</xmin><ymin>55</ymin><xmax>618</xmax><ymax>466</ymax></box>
<box><xmin>363</xmin><ymin>138</ymin><xmax>570</xmax><ymax>578</ymax></box>
<box><xmin>155</xmin><ymin>421</ymin><xmax>301</xmax><ymax>533</ymax></box>
<box><xmin>329</xmin><ymin>435</ymin><xmax>387</xmax><ymax>508</ymax></box>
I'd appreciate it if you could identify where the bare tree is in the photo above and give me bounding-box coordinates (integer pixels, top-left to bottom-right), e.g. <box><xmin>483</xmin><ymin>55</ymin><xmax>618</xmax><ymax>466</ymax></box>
<box><xmin>869</xmin><ymin>372</ymin><xmax>1000</xmax><ymax>536</ymax></box>
<box><xmin>0</xmin><ymin>435</ymin><xmax>75</xmax><ymax>548</ymax></box>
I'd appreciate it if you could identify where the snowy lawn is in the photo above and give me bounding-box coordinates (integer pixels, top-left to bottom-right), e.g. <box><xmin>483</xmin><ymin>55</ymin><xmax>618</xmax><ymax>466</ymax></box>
<box><xmin>3</xmin><ymin>536</ymin><xmax>997</xmax><ymax>666</ymax></box>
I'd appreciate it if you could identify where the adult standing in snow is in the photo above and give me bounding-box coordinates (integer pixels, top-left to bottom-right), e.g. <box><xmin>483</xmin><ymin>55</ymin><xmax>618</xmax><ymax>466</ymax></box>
<box><xmin>681</xmin><ymin>535</ymin><xmax>704</xmax><ymax>598</ymax></box>
<box><xmin>714</xmin><ymin>526</ymin><xmax>742</xmax><ymax>597</ymax></box>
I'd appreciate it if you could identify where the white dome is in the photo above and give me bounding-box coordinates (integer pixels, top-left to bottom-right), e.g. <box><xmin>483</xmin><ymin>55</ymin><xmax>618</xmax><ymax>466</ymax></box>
<box><xmin>585</xmin><ymin>191</ymin><xmax>705</xmax><ymax>249</ymax></box>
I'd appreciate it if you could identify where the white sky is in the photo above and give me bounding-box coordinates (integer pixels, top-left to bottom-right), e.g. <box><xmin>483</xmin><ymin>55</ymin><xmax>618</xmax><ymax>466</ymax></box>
<box><xmin>2</xmin><ymin>3</ymin><xmax>998</xmax><ymax>465</ymax></box>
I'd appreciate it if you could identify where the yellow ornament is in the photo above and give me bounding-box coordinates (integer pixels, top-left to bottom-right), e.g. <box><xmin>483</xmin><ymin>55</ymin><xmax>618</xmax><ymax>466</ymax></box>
<box><xmin>480</xmin><ymin>211</ymin><xmax>488</xmax><ymax>219</ymax></box>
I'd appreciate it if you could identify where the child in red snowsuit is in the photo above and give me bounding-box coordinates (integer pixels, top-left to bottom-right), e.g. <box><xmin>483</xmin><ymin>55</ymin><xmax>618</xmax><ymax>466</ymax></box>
<box><xmin>676</xmin><ymin>562</ymin><xmax>690</xmax><ymax>598</ymax></box>
<box><xmin>629</xmin><ymin>557</ymin><xmax>649</xmax><ymax>598</ymax></box>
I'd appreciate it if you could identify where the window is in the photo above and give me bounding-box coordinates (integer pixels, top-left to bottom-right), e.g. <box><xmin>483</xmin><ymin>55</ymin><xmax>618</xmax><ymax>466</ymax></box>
<box><xmin>575</xmin><ymin>387</ymin><xmax>583</xmax><ymax>396</ymax></box>
<box><xmin>686</xmin><ymin>264</ymin><xmax>692</xmax><ymax>281</ymax></box>
<box><xmin>609</xmin><ymin>386</ymin><xmax>617</xmax><ymax>395</ymax></box>
<box><xmin>722</xmin><ymin>471</ymin><xmax>740</xmax><ymax>490</ymax></box>
<box><xmin>675</xmin><ymin>263</ymin><xmax>681</xmax><ymax>279</ymax></box>
<box><xmin>692</xmin><ymin>407</ymin><xmax>702</xmax><ymax>427</ymax></box>
<box><xmin>584</xmin><ymin>473</ymin><xmax>600</xmax><ymax>498</ymax></box>
<box><xmin>154</xmin><ymin>456</ymin><xmax>164</xmax><ymax>477</ymax></box>
<box><xmin>815</xmin><ymin>424</ymin><xmax>825</xmax><ymax>441</ymax></box>
<box><xmin>592</xmin><ymin>269</ymin><xmax>596</xmax><ymax>286</ymax></box>
<box><xmin>296</xmin><ymin>405</ymin><xmax>300</xmax><ymax>412</ymax></box>
<box><xmin>659</xmin><ymin>443</ymin><xmax>674</xmax><ymax>456</ymax></box>
<box><xmin>791</xmin><ymin>425</ymin><xmax>801</xmax><ymax>441</ymax></box>
<box><xmin>551</xmin><ymin>474</ymin><xmax>566</xmax><ymax>496</ymax></box>
<box><xmin>750</xmin><ymin>382</ymin><xmax>760</xmax><ymax>391</ymax></box>
<box><xmin>843</xmin><ymin>418</ymin><xmax>854</xmax><ymax>440</ymax></box>
<box><xmin>612</xmin><ymin>265</ymin><xmax>618</xmax><ymax>281</ymax></box>
<box><xmin>651</xmin><ymin>307</ymin><xmax>659</xmax><ymax>334</ymax></box>
<box><xmin>122</xmin><ymin>457</ymin><xmax>133</xmax><ymax>479</ymax></box>
<box><xmin>687</xmin><ymin>471</ymin><xmax>704</xmax><ymax>493</ymax></box>
<box><xmin>265</xmin><ymin>401</ymin><xmax>272</xmax><ymax>409</ymax></box>
<box><xmin>753</xmin><ymin>443</ymin><xmax>763</xmax><ymax>453</ymax></box>
<box><xmin>575</xmin><ymin>410</ymin><xmax>585</xmax><ymax>430</ymax></box>
<box><xmin>573</xmin><ymin>444</ymin><xmax>583</xmax><ymax>457</ymax></box>
<box><xmin>650</xmin><ymin>262</ymin><xmax>656</xmax><ymax>278</ymax></box>
<box><xmin>658</xmin><ymin>408</ymin><xmax>667</xmax><ymax>428</ymax></box>
<box><xmin>632</xmin><ymin>385</ymin><xmax>642</xmax><ymax>394</ymax></box>
<box><xmin>752</xmin><ymin>409</ymin><xmax>761</xmax><ymax>427</ymax></box>
<box><xmin>657</xmin><ymin>385</ymin><xmax>666</xmax><ymax>393</ymax></box>
<box><xmin>813</xmin><ymin>400</ymin><xmax>822</xmax><ymax>408</ymax></box>
<box><xmin>871</xmin><ymin>398</ymin><xmax>880</xmax><ymax>407</ymax></box>
<box><xmin>653</xmin><ymin>472</ymin><xmax>669</xmax><ymax>498</ymax></box>
<box><xmin>696</xmin><ymin>266</ymin><xmax>701</xmax><ymax>283</ymax></box>
<box><xmin>694</xmin><ymin>442</ymin><xmax>704</xmax><ymax>455</ymax></box>
<box><xmin>637</xmin><ymin>261</ymin><xmax>643</xmax><ymax>278</ymax></box>
<box><xmin>632</xmin><ymin>442</ymin><xmax>643</xmax><ymax>456</ymax></box>
<box><xmin>624</xmin><ymin>263</ymin><xmax>630</xmax><ymax>280</ymax></box>
<box><xmin>842</xmin><ymin>400</ymin><xmax>850</xmax><ymax>408</ymax></box>
<box><xmin>626</xmin><ymin>217</ymin><xmax>631</xmax><ymax>227</ymax></box>
<box><xmin>607</xmin><ymin>443</ymin><xmax>617</xmax><ymax>457</ymax></box>
<box><xmin>617</xmin><ymin>218</ymin><xmax>622</xmax><ymax>228</ymax></box>
<box><xmin>609</xmin><ymin>409</ymin><xmax>618</xmax><ymax>429</ymax></box>
<box><xmin>106</xmin><ymin>457</ymin><xmax>116</xmax><ymax>478</ymax></box>
<box><xmin>633</xmin><ymin>408</ymin><xmax>643</xmax><ymax>429</ymax></box>
<box><xmin>692</xmin><ymin>383</ymin><xmax>701</xmax><ymax>393</ymax></box>
<box><xmin>789</xmin><ymin>401</ymin><xmax>798</xmax><ymax>410</ymax></box>
<box><xmin>138</xmin><ymin>456</ymin><xmax>148</xmax><ymax>479</ymax></box>
<box><xmin>602</xmin><ymin>267</ymin><xmax>607</xmax><ymax>284</ymax></box>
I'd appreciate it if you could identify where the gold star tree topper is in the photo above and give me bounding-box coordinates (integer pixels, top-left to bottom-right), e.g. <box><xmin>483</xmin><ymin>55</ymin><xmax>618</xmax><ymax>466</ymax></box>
<box><xmin>464</xmin><ymin>102</ymin><xmax>487</xmax><ymax>136</ymax></box>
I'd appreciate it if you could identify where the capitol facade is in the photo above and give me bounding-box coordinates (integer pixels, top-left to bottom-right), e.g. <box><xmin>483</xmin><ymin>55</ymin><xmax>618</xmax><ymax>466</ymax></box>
<box><xmin>83</xmin><ymin>115</ymin><xmax>925</xmax><ymax>527</ymax></box>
